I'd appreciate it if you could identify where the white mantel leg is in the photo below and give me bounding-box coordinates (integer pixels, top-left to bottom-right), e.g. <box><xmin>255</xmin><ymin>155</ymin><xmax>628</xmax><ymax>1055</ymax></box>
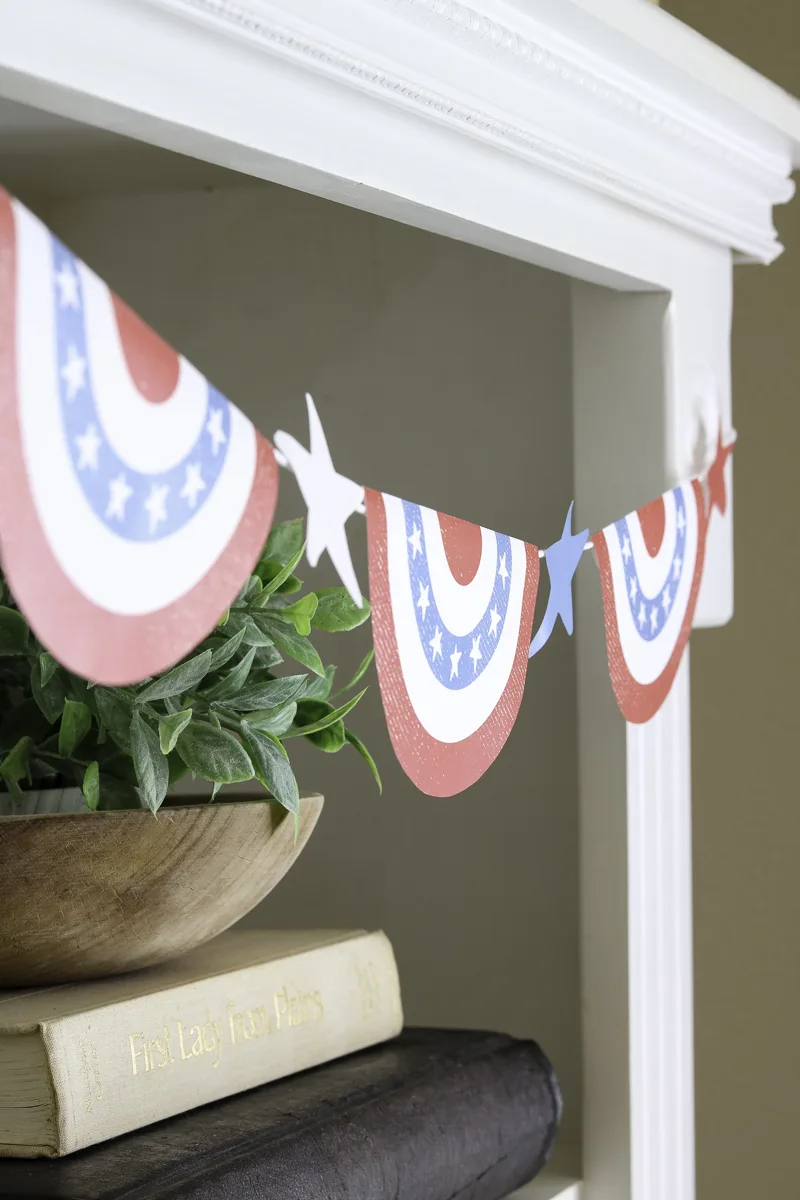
<box><xmin>572</xmin><ymin>263</ymin><xmax>732</xmax><ymax>1200</ymax></box>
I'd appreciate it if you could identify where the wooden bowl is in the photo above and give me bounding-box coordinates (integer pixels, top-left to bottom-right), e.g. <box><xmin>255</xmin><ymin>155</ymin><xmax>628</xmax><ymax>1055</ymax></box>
<box><xmin>0</xmin><ymin>795</ymin><xmax>323</xmax><ymax>986</ymax></box>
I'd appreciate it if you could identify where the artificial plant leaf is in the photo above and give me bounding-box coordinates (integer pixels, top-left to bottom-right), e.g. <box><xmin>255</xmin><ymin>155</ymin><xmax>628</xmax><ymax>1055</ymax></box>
<box><xmin>31</xmin><ymin>659</ymin><xmax>68</xmax><ymax>724</ymax></box>
<box><xmin>254</xmin><ymin>643</ymin><xmax>283</xmax><ymax>669</ymax></box>
<box><xmin>238</xmin><ymin>615</ymin><xmax>278</xmax><ymax>648</ymax></box>
<box><xmin>93</xmin><ymin>747</ymin><xmax>138</xmax><ymax>785</ymax></box>
<box><xmin>67</xmin><ymin>673</ymin><xmax>97</xmax><ymax>714</ymax></box>
<box><xmin>158</xmin><ymin>708</ymin><xmax>193</xmax><ymax>755</ymax></box>
<box><xmin>167</xmin><ymin>750</ymin><xmax>189</xmax><ymax>785</ymax></box>
<box><xmin>345</xmin><ymin>728</ymin><xmax>383</xmax><ymax>793</ymax></box>
<box><xmin>255</xmin><ymin>560</ymin><xmax>303</xmax><ymax>595</ymax></box>
<box><xmin>108</xmin><ymin>725</ymin><xmax>132</xmax><ymax>756</ymax></box>
<box><xmin>137</xmin><ymin>650</ymin><xmax>213</xmax><ymax>703</ymax></box>
<box><xmin>311</xmin><ymin>587</ymin><xmax>371</xmax><ymax>632</ymax></box>
<box><xmin>222</xmin><ymin>674</ymin><xmax>307</xmax><ymax>713</ymax></box>
<box><xmin>334</xmin><ymin>648</ymin><xmax>375</xmax><ymax>696</ymax></box>
<box><xmin>239</xmin><ymin>721</ymin><xmax>299</xmax><ymax>814</ymax></box>
<box><xmin>256</xmin><ymin>618</ymin><xmax>324</xmax><ymax>677</ymax></box>
<box><xmin>204</xmin><ymin>646</ymin><xmax>257</xmax><ymax>702</ymax></box>
<box><xmin>0</xmin><ymin>736</ymin><xmax>33</xmax><ymax>790</ymax></box>
<box><xmin>58</xmin><ymin>699</ymin><xmax>92</xmax><ymax>759</ymax></box>
<box><xmin>39</xmin><ymin>652</ymin><xmax>58</xmax><ymax>687</ymax></box>
<box><xmin>233</xmin><ymin>574</ymin><xmax>263</xmax><ymax>608</ymax></box>
<box><xmin>274</xmin><ymin>593</ymin><xmax>318</xmax><ymax>636</ymax></box>
<box><xmin>94</xmin><ymin>687</ymin><xmax>133</xmax><ymax>734</ymax></box>
<box><xmin>264</xmin><ymin>518</ymin><xmax>304</xmax><ymax>565</ymax></box>
<box><xmin>255</xmin><ymin>543</ymin><xmax>306</xmax><ymax>600</ymax></box>
<box><xmin>82</xmin><ymin>761</ymin><xmax>100</xmax><ymax>811</ymax></box>
<box><xmin>304</xmin><ymin>717</ymin><xmax>345</xmax><ymax>752</ymax></box>
<box><xmin>97</xmin><ymin>773</ymin><xmax>142</xmax><ymax>810</ymax></box>
<box><xmin>0</xmin><ymin>607</ymin><xmax>29</xmax><ymax>656</ymax></box>
<box><xmin>305</xmin><ymin>664</ymin><xmax>336</xmax><ymax>702</ymax></box>
<box><xmin>243</xmin><ymin>701</ymin><xmax>297</xmax><ymax>737</ymax></box>
<box><xmin>284</xmin><ymin>690</ymin><xmax>367</xmax><ymax>739</ymax></box>
<box><xmin>130</xmin><ymin>710</ymin><xmax>169</xmax><ymax>814</ymax></box>
<box><xmin>207</xmin><ymin>626</ymin><xmax>247</xmax><ymax>671</ymax></box>
<box><xmin>176</xmin><ymin>722</ymin><xmax>254</xmax><ymax>785</ymax></box>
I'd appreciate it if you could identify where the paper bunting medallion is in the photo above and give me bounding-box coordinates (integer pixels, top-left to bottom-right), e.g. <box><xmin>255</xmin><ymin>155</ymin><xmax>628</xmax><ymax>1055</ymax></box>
<box><xmin>593</xmin><ymin>480</ymin><xmax>707</xmax><ymax>723</ymax></box>
<box><xmin>366</xmin><ymin>490</ymin><xmax>539</xmax><ymax>796</ymax></box>
<box><xmin>0</xmin><ymin>190</ymin><xmax>279</xmax><ymax>684</ymax></box>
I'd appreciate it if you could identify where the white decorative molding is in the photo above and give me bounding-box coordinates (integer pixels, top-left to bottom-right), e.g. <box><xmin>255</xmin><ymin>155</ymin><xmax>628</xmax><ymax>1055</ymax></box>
<box><xmin>139</xmin><ymin>0</ymin><xmax>795</xmax><ymax>262</ymax></box>
<box><xmin>384</xmin><ymin>0</ymin><xmax>782</xmax><ymax>179</ymax></box>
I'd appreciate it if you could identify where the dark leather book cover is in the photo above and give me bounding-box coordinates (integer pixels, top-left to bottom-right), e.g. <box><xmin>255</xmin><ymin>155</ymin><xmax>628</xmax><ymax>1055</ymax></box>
<box><xmin>0</xmin><ymin>1028</ymin><xmax>562</xmax><ymax>1200</ymax></box>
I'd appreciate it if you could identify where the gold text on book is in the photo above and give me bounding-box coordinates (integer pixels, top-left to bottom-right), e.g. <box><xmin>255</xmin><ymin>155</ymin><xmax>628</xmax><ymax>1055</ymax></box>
<box><xmin>129</xmin><ymin>987</ymin><xmax>324</xmax><ymax>1075</ymax></box>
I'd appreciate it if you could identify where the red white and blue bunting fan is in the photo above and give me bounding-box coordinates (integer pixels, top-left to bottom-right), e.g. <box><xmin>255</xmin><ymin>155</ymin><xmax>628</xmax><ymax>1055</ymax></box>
<box><xmin>0</xmin><ymin>182</ymin><xmax>739</xmax><ymax>790</ymax></box>
<box><xmin>592</xmin><ymin>481</ymin><xmax>708</xmax><ymax>723</ymax></box>
<box><xmin>366</xmin><ymin>492</ymin><xmax>540</xmax><ymax>796</ymax></box>
<box><xmin>0</xmin><ymin>190</ymin><xmax>279</xmax><ymax>684</ymax></box>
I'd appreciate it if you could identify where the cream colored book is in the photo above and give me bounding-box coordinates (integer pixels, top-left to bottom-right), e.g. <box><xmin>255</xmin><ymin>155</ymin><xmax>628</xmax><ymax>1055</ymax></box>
<box><xmin>0</xmin><ymin>929</ymin><xmax>402</xmax><ymax>1158</ymax></box>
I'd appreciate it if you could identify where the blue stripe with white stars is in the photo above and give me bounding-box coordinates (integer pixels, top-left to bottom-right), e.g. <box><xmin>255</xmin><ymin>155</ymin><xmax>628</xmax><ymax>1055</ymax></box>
<box><xmin>404</xmin><ymin>500</ymin><xmax>511</xmax><ymax>690</ymax></box>
<box><xmin>615</xmin><ymin>487</ymin><xmax>687</xmax><ymax>641</ymax></box>
<box><xmin>52</xmin><ymin>236</ymin><xmax>230</xmax><ymax>542</ymax></box>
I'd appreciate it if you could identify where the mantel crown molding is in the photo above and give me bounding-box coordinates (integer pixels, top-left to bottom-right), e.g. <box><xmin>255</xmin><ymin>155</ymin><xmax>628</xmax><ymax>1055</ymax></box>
<box><xmin>146</xmin><ymin>0</ymin><xmax>797</xmax><ymax>262</ymax></box>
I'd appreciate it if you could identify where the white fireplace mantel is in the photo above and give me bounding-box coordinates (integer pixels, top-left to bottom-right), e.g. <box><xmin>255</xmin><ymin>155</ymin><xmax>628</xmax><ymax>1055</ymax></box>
<box><xmin>0</xmin><ymin>3</ymin><xmax>798</xmax><ymax>1199</ymax></box>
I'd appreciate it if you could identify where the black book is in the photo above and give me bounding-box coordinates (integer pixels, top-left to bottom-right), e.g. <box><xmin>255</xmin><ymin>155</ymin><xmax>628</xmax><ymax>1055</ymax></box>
<box><xmin>0</xmin><ymin>1028</ymin><xmax>562</xmax><ymax>1200</ymax></box>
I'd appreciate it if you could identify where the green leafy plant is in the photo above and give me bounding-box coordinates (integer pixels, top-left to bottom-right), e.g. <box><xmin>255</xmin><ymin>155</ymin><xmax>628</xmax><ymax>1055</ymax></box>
<box><xmin>0</xmin><ymin>519</ymin><xmax>380</xmax><ymax>816</ymax></box>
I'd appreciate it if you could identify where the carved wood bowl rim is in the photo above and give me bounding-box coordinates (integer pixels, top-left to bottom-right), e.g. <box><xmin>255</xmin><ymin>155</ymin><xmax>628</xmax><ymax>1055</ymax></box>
<box><xmin>0</xmin><ymin>793</ymin><xmax>324</xmax><ymax>987</ymax></box>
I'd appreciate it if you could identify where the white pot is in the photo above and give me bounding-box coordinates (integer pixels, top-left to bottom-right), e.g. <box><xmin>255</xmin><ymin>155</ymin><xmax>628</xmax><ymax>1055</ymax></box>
<box><xmin>0</xmin><ymin>787</ymin><xmax>89</xmax><ymax>816</ymax></box>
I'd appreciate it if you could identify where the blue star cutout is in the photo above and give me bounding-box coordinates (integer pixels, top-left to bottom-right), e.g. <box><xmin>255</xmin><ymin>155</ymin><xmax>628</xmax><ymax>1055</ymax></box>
<box><xmin>529</xmin><ymin>502</ymin><xmax>589</xmax><ymax>658</ymax></box>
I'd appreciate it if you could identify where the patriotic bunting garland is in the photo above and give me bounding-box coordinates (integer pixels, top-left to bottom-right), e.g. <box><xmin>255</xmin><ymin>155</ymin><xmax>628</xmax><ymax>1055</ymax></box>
<box><xmin>0</xmin><ymin>190</ymin><xmax>735</xmax><ymax>793</ymax></box>
<box><xmin>366</xmin><ymin>489</ymin><xmax>539</xmax><ymax>797</ymax></box>
<box><xmin>0</xmin><ymin>188</ymin><xmax>278</xmax><ymax>685</ymax></box>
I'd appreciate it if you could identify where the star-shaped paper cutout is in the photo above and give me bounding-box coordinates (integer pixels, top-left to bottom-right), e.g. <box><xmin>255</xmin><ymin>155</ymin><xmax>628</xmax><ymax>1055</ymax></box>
<box><xmin>529</xmin><ymin>501</ymin><xmax>589</xmax><ymax>658</ymax></box>
<box><xmin>273</xmin><ymin>394</ymin><xmax>365</xmax><ymax>605</ymax></box>
<box><xmin>706</xmin><ymin>428</ymin><xmax>736</xmax><ymax>518</ymax></box>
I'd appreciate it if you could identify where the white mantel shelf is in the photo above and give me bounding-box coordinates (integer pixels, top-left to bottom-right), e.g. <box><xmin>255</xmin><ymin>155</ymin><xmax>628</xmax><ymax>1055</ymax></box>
<box><xmin>0</xmin><ymin>5</ymin><xmax>798</xmax><ymax>1200</ymax></box>
<box><xmin>0</xmin><ymin>0</ymin><xmax>798</xmax><ymax>269</ymax></box>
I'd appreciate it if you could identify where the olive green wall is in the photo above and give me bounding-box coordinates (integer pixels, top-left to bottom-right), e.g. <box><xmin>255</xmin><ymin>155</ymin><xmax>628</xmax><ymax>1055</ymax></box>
<box><xmin>664</xmin><ymin>4</ymin><xmax>800</xmax><ymax>1197</ymax></box>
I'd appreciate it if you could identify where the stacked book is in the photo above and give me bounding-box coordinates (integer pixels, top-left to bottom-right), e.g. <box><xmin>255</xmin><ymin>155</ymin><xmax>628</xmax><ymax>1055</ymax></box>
<box><xmin>0</xmin><ymin>930</ymin><xmax>562</xmax><ymax>1198</ymax></box>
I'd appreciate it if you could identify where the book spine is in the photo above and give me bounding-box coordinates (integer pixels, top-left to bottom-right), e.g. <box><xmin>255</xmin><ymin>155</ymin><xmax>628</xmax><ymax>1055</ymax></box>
<box><xmin>39</xmin><ymin>932</ymin><xmax>402</xmax><ymax>1155</ymax></box>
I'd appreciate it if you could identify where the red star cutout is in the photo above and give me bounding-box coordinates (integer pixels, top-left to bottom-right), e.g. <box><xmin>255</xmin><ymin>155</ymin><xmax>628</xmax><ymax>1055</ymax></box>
<box><xmin>706</xmin><ymin>429</ymin><xmax>735</xmax><ymax>518</ymax></box>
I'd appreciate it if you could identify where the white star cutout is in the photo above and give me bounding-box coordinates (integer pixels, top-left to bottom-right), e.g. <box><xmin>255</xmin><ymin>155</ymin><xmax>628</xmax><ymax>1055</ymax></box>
<box><xmin>662</xmin><ymin>587</ymin><xmax>672</xmax><ymax>615</ymax></box>
<box><xmin>273</xmin><ymin>394</ymin><xmax>365</xmax><ymax>605</ymax></box>
<box><xmin>676</xmin><ymin>508</ymin><xmax>686</xmax><ymax>534</ymax></box>
<box><xmin>488</xmin><ymin>607</ymin><xmax>501</xmax><ymax>637</ymax></box>
<box><xmin>449</xmin><ymin>649</ymin><xmax>462</xmax><ymax>680</ymax></box>
<box><xmin>408</xmin><ymin>525</ymin><xmax>422</xmax><ymax>558</ymax></box>
<box><xmin>672</xmin><ymin>554</ymin><xmax>682</xmax><ymax>580</ymax></box>
<box><xmin>498</xmin><ymin>554</ymin><xmax>509</xmax><ymax>588</ymax></box>
<box><xmin>417</xmin><ymin>582</ymin><xmax>431</xmax><ymax>622</ymax></box>
<box><xmin>621</xmin><ymin>534</ymin><xmax>632</xmax><ymax>563</ymax></box>
<box><xmin>106</xmin><ymin>474</ymin><xmax>133</xmax><ymax>521</ymax></box>
<box><xmin>206</xmin><ymin>407</ymin><xmax>227</xmax><ymax>456</ymax></box>
<box><xmin>469</xmin><ymin>635</ymin><xmax>482</xmax><ymax>673</ymax></box>
<box><xmin>61</xmin><ymin>345</ymin><xmax>87</xmax><ymax>400</ymax></box>
<box><xmin>649</xmin><ymin>605</ymin><xmax>659</xmax><ymax>633</ymax></box>
<box><xmin>429</xmin><ymin>626</ymin><xmax>443</xmax><ymax>661</ymax></box>
<box><xmin>628</xmin><ymin>574</ymin><xmax>638</xmax><ymax>603</ymax></box>
<box><xmin>74</xmin><ymin>423</ymin><xmax>101</xmax><ymax>471</ymax></box>
<box><xmin>55</xmin><ymin>263</ymin><xmax>80</xmax><ymax>309</ymax></box>
<box><xmin>637</xmin><ymin>602</ymin><xmax>646</xmax><ymax>629</ymax></box>
<box><xmin>179</xmin><ymin>462</ymin><xmax>206</xmax><ymax>509</ymax></box>
<box><xmin>144</xmin><ymin>483</ymin><xmax>169</xmax><ymax>534</ymax></box>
